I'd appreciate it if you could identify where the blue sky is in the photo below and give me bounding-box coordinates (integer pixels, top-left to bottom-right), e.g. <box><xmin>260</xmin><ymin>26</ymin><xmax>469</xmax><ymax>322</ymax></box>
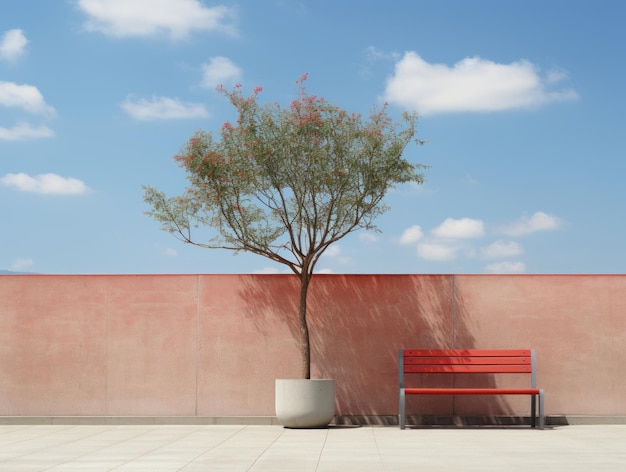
<box><xmin>1</xmin><ymin>0</ymin><xmax>624</xmax><ymax>275</ymax></box>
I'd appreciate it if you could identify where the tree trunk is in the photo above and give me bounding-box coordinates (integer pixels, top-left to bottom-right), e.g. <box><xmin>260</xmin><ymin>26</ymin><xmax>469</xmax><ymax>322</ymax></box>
<box><xmin>298</xmin><ymin>273</ymin><xmax>311</xmax><ymax>379</ymax></box>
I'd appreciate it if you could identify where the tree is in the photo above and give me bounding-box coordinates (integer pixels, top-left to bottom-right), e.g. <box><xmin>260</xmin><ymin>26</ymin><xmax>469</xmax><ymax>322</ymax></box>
<box><xmin>143</xmin><ymin>74</ymin><xmax>426</xmax><ymax>379</ymax></box>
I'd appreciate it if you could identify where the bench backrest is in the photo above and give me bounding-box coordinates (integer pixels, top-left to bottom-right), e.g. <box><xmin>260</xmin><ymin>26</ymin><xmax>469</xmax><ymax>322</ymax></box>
<box><xmin>399</xmin><ymin>349</ymin><xmax>537</xmax><ymax>388</ymax></box>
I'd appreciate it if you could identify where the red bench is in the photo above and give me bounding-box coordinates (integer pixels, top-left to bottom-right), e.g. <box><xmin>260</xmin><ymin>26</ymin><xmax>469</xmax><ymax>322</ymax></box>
<box><xmin>399</xmin><ymin>349</ymin><xmax>545</xmax><ymax>429</ymax></box>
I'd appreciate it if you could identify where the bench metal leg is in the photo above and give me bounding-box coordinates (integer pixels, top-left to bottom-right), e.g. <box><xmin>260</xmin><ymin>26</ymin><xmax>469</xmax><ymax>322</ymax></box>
<box><xmin>399</xmin><ymin>389</ymin><xmax>406</xmax><ymax>429</ymax></box>
<box><xmin>530</xmin><ymin>391</ymin><xmax>546</xmax><ymax>430</ymax></box>
<box><xmin>538</xmin><ymin>389</ymin><xmax>545</xmax><ymax>430</ymax></box>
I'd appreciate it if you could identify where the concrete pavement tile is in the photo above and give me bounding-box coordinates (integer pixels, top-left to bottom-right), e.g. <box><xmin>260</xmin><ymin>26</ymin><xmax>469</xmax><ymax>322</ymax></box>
<box><xmin>0</xmin><ymin>424</ymin><xmax>625</xmax><ymax>470</ymax></box>
<box><xmin>249</xmin><ymin>459</ymin><xmax>320</xmax><ymax>472</ymax></box>
<box><xmin>316</xmin><ymin>463</ymin><xmax>385</xmax><ymax>472</ymax></box>
<box><xmin>45</xmin><ymin>462</ymin><xmax>130</xmax><ymax>471</ymax></box>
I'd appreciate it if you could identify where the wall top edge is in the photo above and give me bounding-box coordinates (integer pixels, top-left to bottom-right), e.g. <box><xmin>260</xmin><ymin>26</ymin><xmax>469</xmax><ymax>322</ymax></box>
<box><xmin>1</xmin><ymin>273</ymin><xmax>625</xmax><ymax>277</ymax></box>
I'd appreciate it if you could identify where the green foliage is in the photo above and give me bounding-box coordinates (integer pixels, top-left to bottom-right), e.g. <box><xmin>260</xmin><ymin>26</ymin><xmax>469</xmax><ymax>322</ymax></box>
<box><xmin>143</xmin><ymin>76</ymin><xmax>426</xmax><ymax>276</ymax></box>
<box><xmin>144</xmin><ymin>75</ymin><xmax>427</xmax><ymax>378</ymax></box>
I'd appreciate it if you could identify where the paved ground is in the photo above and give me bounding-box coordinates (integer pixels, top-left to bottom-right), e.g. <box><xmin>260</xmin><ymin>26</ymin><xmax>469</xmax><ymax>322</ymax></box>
<box><xmin>0</xmin><ymin>424</ymin><xmax>625</xmax><ymax>471</ymax></box>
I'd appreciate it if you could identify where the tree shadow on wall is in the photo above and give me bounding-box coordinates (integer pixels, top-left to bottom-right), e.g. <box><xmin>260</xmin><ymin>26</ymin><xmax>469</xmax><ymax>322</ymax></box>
<box><xmin>237</xmin><ymin>274</ymin><xmax>519</xmax><ymax>426</ymax></box>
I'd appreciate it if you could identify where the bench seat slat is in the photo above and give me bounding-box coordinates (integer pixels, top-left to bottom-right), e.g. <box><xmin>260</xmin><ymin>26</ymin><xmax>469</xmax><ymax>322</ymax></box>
<box><xmin>404</xmin><ymin>365</ymin><xmax>532</xmax><ymax>374</ymax></box>
<box><xmin>404</xmin><ymin>388</ymin><xmax>541</xmax><ymax>395</ymax></box>
<box><xmin>404</xmin><ymin>349</ymin><xmax>531</xmax><ymax>357</ymax></box>
<box><xmin>405</xmin><ymin>357</ymin><xmax>530</xmax><ymax>366</ymax></box>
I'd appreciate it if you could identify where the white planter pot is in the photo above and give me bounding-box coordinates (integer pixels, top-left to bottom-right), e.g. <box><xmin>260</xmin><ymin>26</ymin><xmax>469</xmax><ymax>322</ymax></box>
<box><xmin>275</xmin><ymin>379</ymin><xmax>335</xmax><ymax>428</ymax></box>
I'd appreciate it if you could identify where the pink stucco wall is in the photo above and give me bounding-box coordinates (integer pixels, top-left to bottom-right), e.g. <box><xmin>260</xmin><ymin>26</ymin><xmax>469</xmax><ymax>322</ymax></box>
<box><xmin>1</xmin><ymin>274</ymin><xmax>624</xmax><ymax>418</ymax></box>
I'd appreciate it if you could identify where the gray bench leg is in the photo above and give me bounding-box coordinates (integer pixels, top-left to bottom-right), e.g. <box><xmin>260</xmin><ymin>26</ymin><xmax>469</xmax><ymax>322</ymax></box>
<box><xmin>539</xmin><ymin>389</ymin><xmax>545</xmax><ymax>430</ymax></box>
<box><xmin>399</xmin><ymin>389</ymin><xmax>406</xmax><ymax>429</ymax></box>
<box><xmin>531</xmin><ymin>391</ymin><xmax>546</xmax><ymax>429</ymax></box>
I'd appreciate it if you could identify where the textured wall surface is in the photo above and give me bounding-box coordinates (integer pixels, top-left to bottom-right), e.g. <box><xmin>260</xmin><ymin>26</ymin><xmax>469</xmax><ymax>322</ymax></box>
<box><xmin>1</xmin><ymin>274</ymin><xmax>624</xmax><ymax>418</ymax></box>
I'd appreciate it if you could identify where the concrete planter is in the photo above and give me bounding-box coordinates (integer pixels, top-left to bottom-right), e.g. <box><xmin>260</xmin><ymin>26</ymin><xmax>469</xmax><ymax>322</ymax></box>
<box><xmin>275</xmin><ymin>379</ymin><xmax>336</xmax><ymax>428</ymax></box>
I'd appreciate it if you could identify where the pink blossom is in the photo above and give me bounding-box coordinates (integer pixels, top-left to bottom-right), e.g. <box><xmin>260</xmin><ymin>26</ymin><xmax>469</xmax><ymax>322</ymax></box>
<box><xmin>254</xmin><ymin>86</ymin><xmax>263</xmax><ymax>93</ymax></box>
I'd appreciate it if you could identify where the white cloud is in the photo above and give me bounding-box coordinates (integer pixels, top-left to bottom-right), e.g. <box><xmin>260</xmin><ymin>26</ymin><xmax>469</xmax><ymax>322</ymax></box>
<box><xmin>0</xmin><ymin>29</ymin><xmax>28</xmax><ymax>62</ymax></box>
<box><xmin>481</xmin><ymin>240</ymin><xmax>523</xmax><ymax>259</ymax></box>
<box><xmin>391</xmin><ymin>180</ymin><xmax>429</xmax><ymax>196</ymax></box>
<box><xmin>365</xmin><ymin>46</ymin><xmax>388</xmax><ymax>61</ymax></box>
<box><xmin>1</xmin><ymin>173</ymin><xmax>90</xmax><ymax>195</ymax></box>
<box><xmin>316</xmin><ymin>268</ymin><xmax>335</xmax><ymax>274</ymax></box>
<box><xmin>359</xmin><ymin>232</ymin><xmax>378</xmax><ymax>243</ymax></box>
<box><xmin>77</xmin><ymin>0</ymin><xmax>237</xmax><ymax>39</ymax></box>
<box><xmin>10</xmin><ymin>257</ymin><xmax>34</xmax><ymax>271</ymax></box>
<box><xmin>546</xmin><ymin>67</ymin><xmax>569</xmax><ymax>84</ymax></box>
<box><xmin>0</xmin><ymin>122</ymin><xmax>54</xmax><ymax>140</ymax></box>
<box><xmin>0</xmin><ymin>82</ymin><xmax>56</xmax><ymax>116</ymax></box>
<box><xmin>322</xmin><ymin>245</ymin><xmax>341</xmax><ymax>258</ymax></box>
<box><xmin>164</xmin><ymin>248</ymin><xmax>177</xmax><ymax>257</ymax></box>
<box><xmin>399</xmin><ymin>225</ymin><xmax>423</xmax><ymax>245</ymax></box>
<box><xmin>0</xmin><ymin>83</ymin><xmax>55</xmax><ymax>141</ymax></box>
<box><xmin>320</xmin><ymin>245</ymin><xmax>352</xmax><ymax>266</ymax></box>
<box><xmin>409</xmin><ymin>212</ymin><xmax>560</xmax><ymax>267</ymax></box>
<box><xmin>121</xmin><ymin>96</ymin><xmax>209</xmax><ymax>120</ymax></box>
<box><xmin>201</xmin><ymin>56</ymin><xmax>242</xmax><ymax>89</ymax></box>
<box><xmin>499</xmin><ymin>211</ymin><xmax>562</xmax><ymax>236</ymax></box>
<box><xmin>417</xmin><ymin>243</ymin><xmax>458</xmax><ymax>261</ymax></box>
<box><xmin>384</xmin><ymin>52</ymin><xmax>578</xmax><ymax>115</ymax></box>
<box><xmin>360</xmin><ymin>47</ymin><xmax>400</xmax><ymax>77</ymax></box>
<box><xmin>485</xmin><ymin>261</ymin><xmax>526</xmax><ymax>274</ymax></box>
<box><xmin>363</xmin><ymin>46</ymin><xmax>399</xmax><ymax>63</ymax></box>
<box><xmin>432</xmin><ymin>217</ymin><xmax>485</xmax><ymax>239</ymax></box>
